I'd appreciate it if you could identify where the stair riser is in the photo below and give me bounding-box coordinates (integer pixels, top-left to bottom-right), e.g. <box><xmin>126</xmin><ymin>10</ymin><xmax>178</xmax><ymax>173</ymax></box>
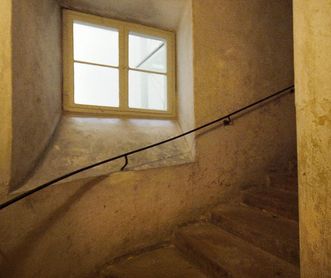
<box><xmin>174</xmin><ymin>233</ymin><xmax>230</xmax><ymax>278</ymax></box>
<box><xmin>211</xmin><ymin>213</ymin><xmax>299</xmax><ymax>265</ymax></box>
<box><xmin>175</xmin><ymin>225</ymin><xmax>300</xmax><ymax>278</ymax></box>
<box><xmin>267</xmin><ymin>177</ymin><xmax>298</xmax><ymax>192</ymax></box>
<box><xmin>242</xmin><ymin>194</ymin><xmax>298</xmax><ymax>221</ymax></box>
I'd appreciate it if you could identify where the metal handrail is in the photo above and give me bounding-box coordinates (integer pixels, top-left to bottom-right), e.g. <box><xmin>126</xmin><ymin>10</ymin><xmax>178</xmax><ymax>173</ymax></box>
<box><xmin>0</xmin><ymin>85</ymin><xmax>294</xmax><ymax>210</ymax></box>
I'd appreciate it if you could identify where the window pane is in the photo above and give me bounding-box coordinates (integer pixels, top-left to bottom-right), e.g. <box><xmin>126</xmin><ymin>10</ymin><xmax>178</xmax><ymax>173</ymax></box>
<box><xmin>74</xmin><ymin>21</ymin><xmax>119</xmax><ymax>66</ymax></box>
<box><xmin>129</xmin><ymin>70</ymin><xmax>167</xmax><ymax>111</ymax></box>
<box><xmin>74</xmin><ymin>63</ymin><xmax>119</xmax><ymax>107</ymax></box>
<box><xmin>129</xmin><ymin>33</ymin><xmax>167</xmax><ymax>73</ymax></box>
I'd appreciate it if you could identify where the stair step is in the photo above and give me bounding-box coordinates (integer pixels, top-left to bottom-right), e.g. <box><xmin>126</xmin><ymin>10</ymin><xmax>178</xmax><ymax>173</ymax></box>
<box><xmin>100</xmin><ymin>245</ymin><xmax>208</xmax><ymax>278</ymax></box>
<box><xmin>175</xmin><ymin>224</ymin><xmax>299</xmax><ymax>278</ymax></box>
<box><xmin>267</xmin><ymin>174</ymin><xmax>298</xmax><ymax>192</ymax></box>
<box><xmin>242</xmin><ymin>188</ymin><xmax>298</xmax><ymax>221</ymax></box>
<box><xmin>211</xmin><ymin>205</ymin><xmax>299</xmax><ymax>265</ymax></box>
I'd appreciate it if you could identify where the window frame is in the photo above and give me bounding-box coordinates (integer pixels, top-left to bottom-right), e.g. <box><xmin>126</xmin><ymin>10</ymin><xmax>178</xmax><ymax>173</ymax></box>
<box><xmin>63</xmin><ymin>9</ymin><xmax>176</xmax><ymax>118</ymax></box>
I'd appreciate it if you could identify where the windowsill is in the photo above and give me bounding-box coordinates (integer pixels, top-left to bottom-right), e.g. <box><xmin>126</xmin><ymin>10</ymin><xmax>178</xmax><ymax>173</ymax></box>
<box><xmin>63</xmin><ymin>106</ymin><xmax>176</xmax><ymax>119</ymax></box>
<box><xmin>12</xmin><ymin>114</ymin><xmax>195</xmax><ymax>195</ymax></box>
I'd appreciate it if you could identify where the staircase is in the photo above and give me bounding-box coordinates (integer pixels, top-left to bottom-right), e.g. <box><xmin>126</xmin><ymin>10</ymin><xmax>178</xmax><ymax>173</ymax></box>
<box><xmin>99</xmin><ymin>173</ymin><xmax>299</xmax><ymax>278</ymax></box>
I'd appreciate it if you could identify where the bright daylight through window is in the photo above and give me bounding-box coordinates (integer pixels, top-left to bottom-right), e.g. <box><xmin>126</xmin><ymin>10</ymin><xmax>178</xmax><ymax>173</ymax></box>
<box><xmin>63</xmin><ymin>10</ymin><xmax>175</xmax><ymax>117</ymax></box>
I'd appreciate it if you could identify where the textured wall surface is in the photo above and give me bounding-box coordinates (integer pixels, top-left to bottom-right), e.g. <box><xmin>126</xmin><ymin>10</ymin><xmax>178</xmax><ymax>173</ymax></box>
<box><xmin>11</xmin><ymin>0</ymin><xmax>62</xmax><ymax>189</ymax></box>
<box><xmin>177</xmin><ymin>0</ymin><xmax>195</xmax><ymax>152</ymax></box>
<box><xmin>59</xmin><ymin>0</ymin><xmax>188</xmax><ymax>30</ymax></box>
<box><xmin>294</xmin><ymin>0</ymin><xmax>331</xmax><ymax>276</ymax></box>
<box><xmin>0</xmin><ymin>1</ymin><xmax>296</xmax><ymax>277</ymax></box>
<box><xmin>16</xmin><ymin>116</ymin><xmax>192</xmax><ymax>193</ymax></box>
<box><xmin>192</xmin><ymin>0</ymin><xmax>296</xmax><ymax>175</ymax></box>
<box><xmin>0</xmin><ymin>0</ymin><xmax>12</xmax><ymax>199</ymax></box>
<box><xmin>9</xmin><ymin>0</ymin><xmax>195</xmax><ymax>194</ymax></box>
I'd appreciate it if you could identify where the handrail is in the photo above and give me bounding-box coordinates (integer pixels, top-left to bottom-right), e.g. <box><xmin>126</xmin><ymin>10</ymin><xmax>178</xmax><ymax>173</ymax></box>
<box><xmin>0</xmin><ymin>85</ymin><xmax>294</xmax><ymax>210</ymax></box>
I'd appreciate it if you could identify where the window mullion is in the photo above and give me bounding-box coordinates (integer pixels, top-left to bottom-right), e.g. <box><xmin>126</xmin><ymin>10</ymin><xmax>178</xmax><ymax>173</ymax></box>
<box><xmin>119</xmin><ymin>26</ymin><xmax>128</xmax><ymax>111</ymax></box>
<box><xmin>63</xmin><ymin>9</ymin><xmax>175</xmax><ymax>117</ymax></box>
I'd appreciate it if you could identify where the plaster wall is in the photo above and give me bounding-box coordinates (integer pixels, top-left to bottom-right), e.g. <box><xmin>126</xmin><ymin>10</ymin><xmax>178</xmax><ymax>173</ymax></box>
<box><xmin>177</xmin><ymin>0</ymin><xmax>195</xmax><ymax>152</ymax></box>
<box><xmin>11</xmin><ymin>0</ymin><xmax>62</xmax><ymax>189</ymax></box>
<box><xmin>193</xmin><ymin>0</ymin><xmax>296</xmax><ymax>175</ymax></box>
<box><xmin>8</xmin><ymin>0</ymin><xmax>195</xmax><ymax>192</ymax></box>
<box><xmin>0</xmin><ymin>0</ymin><xmax>12</xmax><ymax>199</ymax></box>
<box><xmin>59</xmin><ymin>0</ymin><xmax>188</xmax><ymax>31</ymax></box>
<box><xmin>0</xmin><ymin>1</ymin><xmax>296</xmax><ymax>277</ymax></box>
<box><xmin>16</xmin><ymin>116</ymin><xmax>193</xmax><ymax>193</ymax></box>
<box><xmin>293</xmin><ymin>1</ymin><xmax>331</xmax><ymax>276</ymax></box>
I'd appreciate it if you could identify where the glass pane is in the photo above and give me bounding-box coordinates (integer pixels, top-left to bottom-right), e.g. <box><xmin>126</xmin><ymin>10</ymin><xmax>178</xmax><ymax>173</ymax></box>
<box><xmin>129</xmin><ymin>33</ymin><xmax>167</xmax><ymax>73</ymax></box>
<box><xmin>74</xmin><ymin>63</ymin><xmax>119</xmax><ymax>107</ymax></box>
<box><xmin>129</xmin><ymin>70</ymin><xmax>167</xmax><ymax>111</ymax></box>
<box><xmin>74</xmin><ymin>21</ymin><xmax>119</xmax><ymax>66</ymax></box>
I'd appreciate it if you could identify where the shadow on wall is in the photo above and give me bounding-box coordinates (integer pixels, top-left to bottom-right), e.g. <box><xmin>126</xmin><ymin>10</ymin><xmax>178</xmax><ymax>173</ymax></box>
<box><xmin>0</xmin><ymin>176</ymin><xmax>107</xmax><ymax>277</ymax></box>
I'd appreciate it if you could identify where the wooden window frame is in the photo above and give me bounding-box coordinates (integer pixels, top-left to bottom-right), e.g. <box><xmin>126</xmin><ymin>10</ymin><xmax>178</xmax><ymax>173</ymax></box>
<box><xmin>63</xmin><ymin>9</ymin><xmax>176</xmax><ymax>118</ymax></box>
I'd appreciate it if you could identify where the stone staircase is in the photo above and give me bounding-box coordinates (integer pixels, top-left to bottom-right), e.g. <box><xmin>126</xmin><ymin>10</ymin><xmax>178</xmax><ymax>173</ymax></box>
<box><xmin>99</xmin><ymin>173</ymin><xmax>299</xmax><ymax>278</ymax></box>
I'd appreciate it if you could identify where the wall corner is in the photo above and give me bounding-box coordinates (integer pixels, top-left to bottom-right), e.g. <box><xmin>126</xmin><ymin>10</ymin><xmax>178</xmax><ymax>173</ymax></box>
<box><xmin>0</xmin><ymin>0</ymin><xmax>13</xmax><ymax>197</ymax></box>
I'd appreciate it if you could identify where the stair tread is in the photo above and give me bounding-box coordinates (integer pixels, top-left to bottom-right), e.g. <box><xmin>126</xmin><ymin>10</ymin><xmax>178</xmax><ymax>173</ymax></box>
<box><xmin>176</xmin><ymin>223</ymin><xmax>299</xmax><ymax>278</ymax></box>
<box><xmin>101</xmin><ymin>246</ymin><xmax>208</xmax><ymax>278</ymax></box>
<box><xmin>247</xmin><ymin>187</ymin><xmax>298</xmax><ymax>200</ymax></box>
<box><xmin>242</xmin><ymin>187</ymin><xmax>298</xmax><ymax>221</ymax></box>
<box><xmin>267</xmin><ymin>174</ymin><xmax>298</xmax><ymax>192</ymax></box>
<box><xmin>211</xmin><ymin>205</ymin><xmax>299</xmax><ymax>265</ymax></box>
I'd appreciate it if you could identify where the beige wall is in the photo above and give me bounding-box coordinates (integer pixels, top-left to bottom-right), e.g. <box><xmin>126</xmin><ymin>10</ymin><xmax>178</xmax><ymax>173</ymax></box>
<box><xmin>294</xmin><ymin>0</ymin><xmax>331</xmax><ymax>276</ymax></box>
<box><xmin>8</xmin><ymin>0</ymin><xmax>195</xmax><ymax>193</ymax></box>
<box><xmin>17</xmin><ymin>116</ymin><xmax>193</xmax><ymax>193</ymax></box>
<box><xmin>0</xmin><ymin>0</ymin><xmax>12</xmax><ymax>199</ymax></box>
<box><xmin>177</xmin><ymin>0</ymin><xmax>195</xmax><ymax>152</ymax></box>
<box><xmin>193</xmin><ymin>0</ymin><xmax>296</xmax><ymax>177</ymax></box>
<box><xmin>10</xmin><ymin>0</ymin><xmax>62</xmax><ymax>189</ymax></box>
<box><xmin>59</xmin><ymin>0</ymin><xmax>188</xmax><ymax>31</ymax></box>
<box><xmin>0</xmin><ymin>1</ymin><xmax>296</xmax><ymax>277</ymax></box>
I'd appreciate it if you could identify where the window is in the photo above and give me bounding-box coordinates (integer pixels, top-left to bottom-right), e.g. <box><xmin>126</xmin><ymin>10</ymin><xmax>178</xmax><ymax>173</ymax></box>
<box><xmin>63</xmin><ymin>10</ymin><xmax>176</xmax><ymax>117</ymax></box>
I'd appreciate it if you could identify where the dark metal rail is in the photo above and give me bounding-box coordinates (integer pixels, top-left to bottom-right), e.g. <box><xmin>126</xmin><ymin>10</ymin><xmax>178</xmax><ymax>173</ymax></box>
<box><xmin>0</xmin><ymin>85</ymin><xmax>294</xmax><ymax>210</ymax></box>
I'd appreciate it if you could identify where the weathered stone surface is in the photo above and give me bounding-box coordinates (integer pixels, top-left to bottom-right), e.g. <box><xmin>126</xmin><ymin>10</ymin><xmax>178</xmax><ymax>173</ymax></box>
<box><xmin>100</xmin><ymin>245</ymin><xmax>207</xmax><ymax>278</ymax></box>
<box><xmin>211</xmin><ymin>205</ymin><xmax>299</xmax><ymax>265</ymax></box>
<box><xmin>293</xmin><ymin>0</ymin><xmax>331</xmax><ymax>276</ymax></box>
<box><xmin>11</xmin><ymin>0</ymin><xmax>62</xmax><ymax>189</ymax></box>
<box><xmin>242</xmin><ymin>188</ymin><xmax>298</xmax><ymax>221</ymax></box>
<box><xmin>0</xmin><ymin>1</ymin><xmax>297</xmax><ymax>278</ymax></box>
<box><xmin>17</xmin><ymin>116</ymin><xmax>193</xmax><ymax>193</ymax></box>
<box><xmin>266</xmin><ymin>174</ymin><xmax>298</xmax><ymax>193</ymax></box>
<box><xmin>175</xmin><ymin>224</ymin><xmax>299</xmax><ymax>278</ymax></box>
<box><xmin>45</xmin><ymin>173</ymin><xmax>300</xmax><ymax>278</ymax></box>
<box><xmin>0</xmin><ymin>0</ymin><xmax>12</xmax><ymax>200</ymax></box>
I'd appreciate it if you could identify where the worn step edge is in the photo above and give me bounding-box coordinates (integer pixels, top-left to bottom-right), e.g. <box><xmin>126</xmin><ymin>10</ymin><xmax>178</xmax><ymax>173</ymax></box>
<box><xmin>174</xmin><ymin>223</ymin><xmax>299</xmax><ymax>278</ymax></box>
<box><xmin>175</xmin><ymin>225</ymin><xmax>230</xmax><ymax>278</ymax></box>
<box><xmin>99</xmin><ymin>244</ymin><xmax>208</xmax><ymax>278</ymax></box>
<box><xmin>242</xmin><ymin>189</ymin><xmax>298</xmax><ymax>221</ymax></box>
<box><xmin>211</xmin><ymin>205</ymin><xmax>299</xmax><ymax>265</ymax></box>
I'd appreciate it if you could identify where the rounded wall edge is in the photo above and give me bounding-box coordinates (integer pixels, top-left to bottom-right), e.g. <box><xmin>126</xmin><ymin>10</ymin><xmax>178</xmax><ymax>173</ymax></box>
<box><xmin>0</xmin><ymin>0</ymin><xmax>13</xmax><ymax>199</ymax></box>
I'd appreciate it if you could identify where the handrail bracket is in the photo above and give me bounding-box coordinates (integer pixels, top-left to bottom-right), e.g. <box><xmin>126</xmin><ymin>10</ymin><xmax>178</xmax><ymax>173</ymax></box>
<box><xmin>121</xmin><ymin>155</ymin><xmax>129</xmax><ymax>171</ymax></box>
<box><xmin>223</xmin><ymin>116</ymin><xmax>232</xmax><ymax>126</ymax></box>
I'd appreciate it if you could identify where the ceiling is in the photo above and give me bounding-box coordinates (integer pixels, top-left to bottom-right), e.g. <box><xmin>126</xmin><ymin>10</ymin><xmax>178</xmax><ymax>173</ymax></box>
<box><xmin>58</xmin><ymin>0</ymin><xmax>189</xmax><ymax>30</ymax></box>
